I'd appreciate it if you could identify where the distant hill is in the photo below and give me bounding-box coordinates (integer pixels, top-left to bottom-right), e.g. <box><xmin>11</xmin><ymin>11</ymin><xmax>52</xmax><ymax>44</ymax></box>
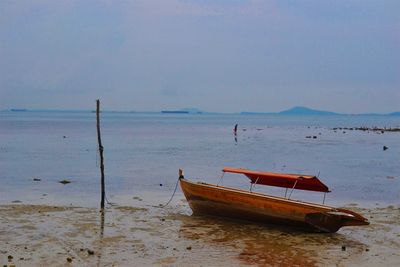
<box><xmin>240</xmin><ymin>107</ymin><xmax>400</xmax><ymax>116</ymax></box>
<box><xmin>278</xmin><ymin>106</ymin><xmax>339</xmax><ymax>116</ymax></box>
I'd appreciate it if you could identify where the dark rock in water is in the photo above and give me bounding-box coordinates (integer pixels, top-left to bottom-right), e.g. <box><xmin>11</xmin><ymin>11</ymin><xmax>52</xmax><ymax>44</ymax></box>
<box><xmin>63</xmin><ymin>136</ymin><xmax>67</xmax><ymax>138</ymax></box>
<box><xmin>341</xmin><ymin>245</ymin><xmax>346</xmax><ymax>251</ymax></box>
<box><xmin>59</xmin><ymin>179</ymin><xmax>71</xmax><ymax>185</ymax></box>
<box><xmin>383</xmin><ymin>146</ymin><xmax>388</xmax><ymax>151</ymax></box>
<box><xmin>33</xmin><ymin>178</ymin><xmax>41</xmax><ymax>181</ymax></box>
<box><xmin>313</xmin><ymin>136</ymin><xmax>317</xmax><ymax>139</ymax></box>
<box><xmin>159</xmin><ymin>183</ymin><xmax>163</xmax><ymax>186</ymax></box>
<box><xmin>306</xmin><ymin>136</ymin><xmax>311</xmax><ymax>138</ymax></box>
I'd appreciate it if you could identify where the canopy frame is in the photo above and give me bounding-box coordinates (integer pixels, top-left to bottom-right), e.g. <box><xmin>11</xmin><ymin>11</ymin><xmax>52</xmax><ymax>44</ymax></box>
<box><xmin>222</xmin><ymin>167</ymin><xmax>331</xmax><ymax>193</ymax></box>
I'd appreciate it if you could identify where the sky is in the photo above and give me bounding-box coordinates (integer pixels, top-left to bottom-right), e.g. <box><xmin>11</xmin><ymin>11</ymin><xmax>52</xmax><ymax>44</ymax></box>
<box><xmin>0</xmin><ymin>0</ymin><xmax>399</xmax><ymax>113</ymax></box>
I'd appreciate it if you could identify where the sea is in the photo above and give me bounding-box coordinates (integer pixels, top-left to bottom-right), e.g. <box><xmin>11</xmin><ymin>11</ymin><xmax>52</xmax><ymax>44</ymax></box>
<box><xmin>0</xmin><ymin>111</ymin><xmax>399</xmax><ymax>208</ymax></box>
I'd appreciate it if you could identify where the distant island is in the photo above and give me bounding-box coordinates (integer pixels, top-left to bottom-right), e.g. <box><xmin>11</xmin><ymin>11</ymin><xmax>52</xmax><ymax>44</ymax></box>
<box><xmin>242</xmin><ymin>106</ymin><xmax>400</xmax><ymax>116</ymax></box>
<box><xmin>161</xmin><ymin>108</ymin><xmax>203</xmax><ymax>114</ymax></box>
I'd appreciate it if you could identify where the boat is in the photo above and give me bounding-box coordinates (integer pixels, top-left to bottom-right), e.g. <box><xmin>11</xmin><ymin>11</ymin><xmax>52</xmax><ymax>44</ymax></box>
<box><xmin>179</xmin><ymin>168</ymin><xmax>369</xmax><ymax>233</ymax></box>
<box><xmin>161</xmin><ymin>110</ymin><xmax>189</xmax><ymax>114</ymax></box>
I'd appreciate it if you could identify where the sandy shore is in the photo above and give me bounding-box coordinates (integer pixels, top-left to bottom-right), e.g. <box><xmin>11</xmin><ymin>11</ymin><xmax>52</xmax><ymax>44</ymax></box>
<box><xmin>0</xmin><ymin>200</ymin><xmax>399</xmax><ymax>267</ymax></box>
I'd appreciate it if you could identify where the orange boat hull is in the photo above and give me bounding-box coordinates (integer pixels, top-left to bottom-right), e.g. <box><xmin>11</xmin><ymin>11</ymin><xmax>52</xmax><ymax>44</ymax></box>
<box><xmin>180</xmin><ymin>178</ymin><xmax>369</xmax><ymax>233</ymax></box>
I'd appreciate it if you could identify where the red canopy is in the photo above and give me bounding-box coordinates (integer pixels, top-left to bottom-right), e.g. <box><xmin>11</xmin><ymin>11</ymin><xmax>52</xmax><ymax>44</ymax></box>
<box><xmin>223</xmin><ymin>168</ymin><xmax>330</xmax><ymax>193</ymax></box>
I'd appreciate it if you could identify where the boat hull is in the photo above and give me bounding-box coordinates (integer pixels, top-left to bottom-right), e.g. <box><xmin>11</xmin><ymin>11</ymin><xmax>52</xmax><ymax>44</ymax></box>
<box><xmin>180</xmin><ymin>178</ymin><xmax>369</xmax><ymax>233</ymax></box>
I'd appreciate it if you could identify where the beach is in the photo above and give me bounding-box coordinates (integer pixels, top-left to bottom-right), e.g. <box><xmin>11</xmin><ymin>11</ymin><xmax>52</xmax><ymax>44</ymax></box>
<box><xmin>1</xmin><ymin>111</ymin><xmax>399</xmax><ymax>266</ymax></box>
<box><xmin>1</xmin><ymin>202</ymin><xmax>399</xmax><ymax>267</ymax></box>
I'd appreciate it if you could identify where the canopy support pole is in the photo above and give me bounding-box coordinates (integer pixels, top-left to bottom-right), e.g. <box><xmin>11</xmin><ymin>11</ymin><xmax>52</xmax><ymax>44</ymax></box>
<box><xmin>217</xmin><ymin>172</ymin><xmax>225</xmax><ymax>186</ymax></box>
<box><xmin>250</xmin><ymin>177</ymin><xmax>260</xmax><ymax>192</ymax></box>
<box><xmin>287</xmin><ymin>180</ymin><xmax>298</xmax><ymax>199</ymax></box>
<box><xmin>323</xmin><ymin>192</ymin><xmax>326</xmax><ymax>204</ymax></box>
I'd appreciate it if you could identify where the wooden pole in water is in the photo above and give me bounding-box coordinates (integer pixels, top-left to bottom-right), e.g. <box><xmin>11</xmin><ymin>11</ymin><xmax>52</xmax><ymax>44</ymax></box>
<box><xmin>96</xmin><ymin>99</ymin><xmax>105</xmax><ymax>209</ymax></box>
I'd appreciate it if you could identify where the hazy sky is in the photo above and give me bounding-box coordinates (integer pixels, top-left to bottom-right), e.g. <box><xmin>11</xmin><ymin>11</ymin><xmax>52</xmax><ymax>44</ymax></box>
<box><xmin>1</xmin><ymin>0</ymin><xmax>399</xmax><ymax>113</ymax></box>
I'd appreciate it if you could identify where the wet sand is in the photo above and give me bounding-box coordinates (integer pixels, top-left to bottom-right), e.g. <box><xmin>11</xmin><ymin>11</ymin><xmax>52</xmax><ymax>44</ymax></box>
<box><xmin>0</xmin><ymin>200</ymin><xmax>399</xmax><ymax>267</ymax></box>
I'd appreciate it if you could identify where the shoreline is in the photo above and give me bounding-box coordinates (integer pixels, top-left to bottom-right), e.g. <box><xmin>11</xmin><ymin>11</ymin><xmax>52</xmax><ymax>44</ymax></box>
<box><xmin>1</xmin><ymin>203</ymin><xmax>399</xmax><ymax>266</ymax></box>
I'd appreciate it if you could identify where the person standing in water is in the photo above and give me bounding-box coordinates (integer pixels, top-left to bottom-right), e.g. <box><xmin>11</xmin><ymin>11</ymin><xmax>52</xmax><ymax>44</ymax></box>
<box><xmin>233</xmin><ymin>123</ymin><xmax>238</xmax><ymax>144</ymax></box>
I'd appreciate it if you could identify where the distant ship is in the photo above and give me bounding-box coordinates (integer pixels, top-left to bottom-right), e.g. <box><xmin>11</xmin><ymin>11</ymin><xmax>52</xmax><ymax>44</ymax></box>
<box><xmin>161</xmin><ymin>110</ymin><xmax>189</xmax><ymax>114</ymax></box>
<box><xmin>11</xmin><ymin>109</ymin><xmax>27</xmax><ymax>112</ymax></box>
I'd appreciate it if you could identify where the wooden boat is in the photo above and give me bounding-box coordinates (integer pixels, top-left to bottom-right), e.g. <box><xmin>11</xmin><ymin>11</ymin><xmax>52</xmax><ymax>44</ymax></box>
<box><xmin>179</xmin><ymin>168</ymin><xmax>369</xmax><ymax>233</ymax></box>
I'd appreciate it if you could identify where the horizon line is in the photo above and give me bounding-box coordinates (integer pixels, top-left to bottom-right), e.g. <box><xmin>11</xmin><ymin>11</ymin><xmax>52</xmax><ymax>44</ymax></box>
<box><xmin>2</xmin><ymin>107</ymin><xmax>399</xmax><ymax>116</ymax></box>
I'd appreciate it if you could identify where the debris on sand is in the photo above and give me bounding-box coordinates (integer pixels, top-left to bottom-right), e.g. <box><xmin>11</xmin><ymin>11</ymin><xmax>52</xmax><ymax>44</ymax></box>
<box><xmin>59</xmin><ymin>179</ymin><xmax>71</xmax><ymax>185</ymax></box>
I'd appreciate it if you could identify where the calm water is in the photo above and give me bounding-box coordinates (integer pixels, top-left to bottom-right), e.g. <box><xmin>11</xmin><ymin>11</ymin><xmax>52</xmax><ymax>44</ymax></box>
<box><xmin>0</xmin><ymin>111</ymin><xmax>399</xmax><ymax>207</ymax></box>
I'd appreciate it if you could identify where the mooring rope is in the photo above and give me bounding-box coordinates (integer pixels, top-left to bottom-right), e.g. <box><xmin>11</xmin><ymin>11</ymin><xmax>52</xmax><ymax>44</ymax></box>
<box><xmin>105</xmin><ymin>194</ymin><xmax>116</xmax><ymax>206</ymax></box>
<box><xmin>155</xmin><ymin>177</ymin><xmax>180</xmax><ymax>208</ymax></box>
<box><xmin>96</xmin><ymin>146</ymin><xmax>180</xmax><ymax>208</ymax></box>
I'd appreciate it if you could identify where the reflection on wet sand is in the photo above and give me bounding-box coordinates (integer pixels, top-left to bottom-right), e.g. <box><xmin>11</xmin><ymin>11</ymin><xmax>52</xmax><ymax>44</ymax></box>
<box><xmin>96</xmin><ymin>210</ymin><xmax>105</xmax><ymax>267</ymax></box>
<box><xmin>174</xmin><ymin>213</ymin><xmax>367</xmax><ymax>266</ymax></box>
